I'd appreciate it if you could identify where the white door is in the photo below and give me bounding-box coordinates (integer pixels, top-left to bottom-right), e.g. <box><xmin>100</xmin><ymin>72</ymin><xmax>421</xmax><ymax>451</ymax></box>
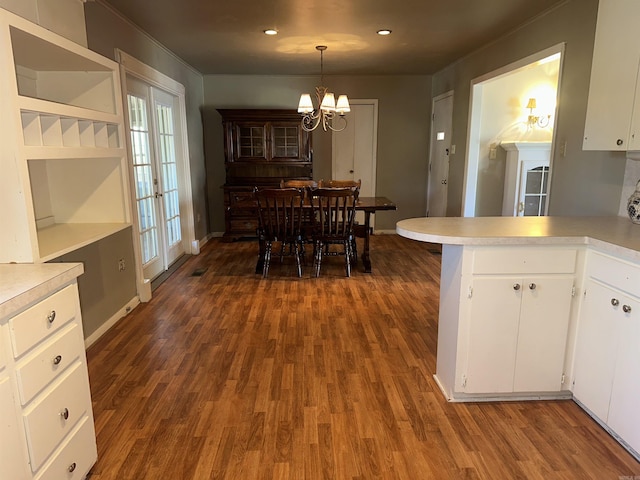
<box><xmin>332</xmin><ymin>100</ymin><xmax>378</xmax><ymax>227</ymax></box>
<box><xmin>427</xmin><ymin>92</ymin><xmax>453</xmax><ymax>217</ymax></box>
<box><xmin>126</xmin><ymin>76</ymin><xmax>184</xmax><ymax>281</ymax></box>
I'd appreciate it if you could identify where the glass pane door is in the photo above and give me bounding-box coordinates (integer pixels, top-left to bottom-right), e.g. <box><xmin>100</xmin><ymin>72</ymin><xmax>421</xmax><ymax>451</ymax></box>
<box><xmin>519</xmin><ymin>164</ymin><xmax>550</xmax><ymax>216</ymax></box>
<box><xmin>126</xmin><ymin>76</ymin><xmax>184</xmax><ymax>281</ymax></box>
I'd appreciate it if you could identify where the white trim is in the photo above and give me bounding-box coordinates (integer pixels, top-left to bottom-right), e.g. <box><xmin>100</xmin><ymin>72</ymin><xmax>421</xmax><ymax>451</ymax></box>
<box><xmin>84</xmin><ymin>295</ymin><xmax>140</xmax><ymax>348</ymax></box>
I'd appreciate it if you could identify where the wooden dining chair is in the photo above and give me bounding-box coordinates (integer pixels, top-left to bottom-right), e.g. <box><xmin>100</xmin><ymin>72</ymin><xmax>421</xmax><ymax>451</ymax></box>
<box><xmin>317</xmin><ymin>179</ymin><xmax>362</xmax><ymax>262</ymax></box>
<box><xmin>254</xmin><ymin>187</ymin><xmax>305</xmax><ymax>278</ymax></box>
<box><xmin>309</xmin><ymin>187</ymin><xmax>359</xmax><ymax>277</ymax></box>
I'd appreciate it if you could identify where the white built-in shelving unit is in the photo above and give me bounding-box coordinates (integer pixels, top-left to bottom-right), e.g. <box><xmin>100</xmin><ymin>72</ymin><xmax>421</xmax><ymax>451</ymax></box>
<box><xmin>0</xmin><ymin>9</ymin><xmax>131</xmax><ymax>263</ymax></box>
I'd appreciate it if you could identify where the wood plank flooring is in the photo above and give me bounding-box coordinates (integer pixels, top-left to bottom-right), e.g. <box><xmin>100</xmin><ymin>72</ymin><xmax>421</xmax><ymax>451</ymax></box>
<box><xmin>86</xmin><ymin>235</ymin><xmax>640</xmax><ymax>479</ymax></box>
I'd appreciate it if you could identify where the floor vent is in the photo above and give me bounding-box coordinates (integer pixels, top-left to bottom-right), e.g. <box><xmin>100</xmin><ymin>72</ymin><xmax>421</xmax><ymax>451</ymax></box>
<box><xmin>191</xmin><ymin>268</ymin><xmax>208</xmax><ymax>277</ymax></box>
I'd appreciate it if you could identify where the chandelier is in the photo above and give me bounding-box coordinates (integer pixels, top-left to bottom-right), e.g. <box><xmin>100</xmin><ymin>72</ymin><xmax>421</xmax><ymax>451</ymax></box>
<box><xmin>298</xmin><ymin>46</ymin><xmax>350</xmax><ymax>132</ymax></box>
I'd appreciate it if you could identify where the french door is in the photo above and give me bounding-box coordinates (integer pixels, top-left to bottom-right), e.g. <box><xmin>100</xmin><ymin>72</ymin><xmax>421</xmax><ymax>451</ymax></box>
<box><xmin>126</xmin><ymin>76</ymin><xmax>183</xmax><ymax>280</ymax></box>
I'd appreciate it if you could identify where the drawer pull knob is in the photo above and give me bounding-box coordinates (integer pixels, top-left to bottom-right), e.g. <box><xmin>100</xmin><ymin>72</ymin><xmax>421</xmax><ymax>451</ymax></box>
<box><xmin>68</xmin><ymin>462</ymin><xmax>77</xmax><ymax>473</ymax></box>
<box><xmin>47</xmin><ymin>310</ymin><xmax>56</xmax><ymax>323</ymax></box>
<box><xmin>611</xmin><ymin>298</ymin><xmax>620</xmax><ymax>307</ymax></box>
<box><xmin>53</xmin><ymin>355</ymin><xmax>62</xmax><ymax>365</ymax></box>
<box><xmin>623</xmin><ymin>304</ymin><xmax>632</xmax><ymax>313</ymax></box>
<box><xmin>60</xmin><ymin>407</ymin><xmax>69</xmax><ymax>420</ymax></box>
<box><xmin>529</xmin><ymin>283</ymin><xmax>537</xmax><ymax>290</ymax></box>
<box><xmin>513</xmin><ymin>283</ymin><xmax>521</xmax><ymax>291</ymax></box>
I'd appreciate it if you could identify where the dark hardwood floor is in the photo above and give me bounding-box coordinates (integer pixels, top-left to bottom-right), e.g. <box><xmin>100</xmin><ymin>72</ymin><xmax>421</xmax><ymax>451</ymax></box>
<box><xmin>86</xmin><ymin>235</ymin><xmax>640</xmax><ymax>479</ymax></box>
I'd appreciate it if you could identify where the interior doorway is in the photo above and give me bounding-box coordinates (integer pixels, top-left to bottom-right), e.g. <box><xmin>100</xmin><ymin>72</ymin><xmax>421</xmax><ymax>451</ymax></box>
<box><xmin>462</xmin><ymin>44</ymin><xmax>564</xmax><ymax>217</ymax></box>
<box><xmin>427</xmin><ymin>91</ymin><xmax>454</xmax><ymax>217</ymax></box>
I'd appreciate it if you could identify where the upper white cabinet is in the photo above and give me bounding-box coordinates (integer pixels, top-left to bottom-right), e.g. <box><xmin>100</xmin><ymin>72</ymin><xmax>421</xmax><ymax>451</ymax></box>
<box><xmin>0</xmin><ymin>8</ymin><xmax>131</xmax><ymax>263</ymax></box>
<box><xmin>583</xmin><ymin>0</ymin><xmax>640</xmax><ymax>151</ymax></box>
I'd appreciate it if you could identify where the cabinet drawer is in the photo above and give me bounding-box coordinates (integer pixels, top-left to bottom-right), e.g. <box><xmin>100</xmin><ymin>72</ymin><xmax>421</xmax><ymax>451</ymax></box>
<box><xmin>16</xmin><ymin>323</ymin><xmax>83</xmax><ymax>405</ymax></box>
<box><xmin>9</xmin><ymin>284</ymin><xmax>79</xmax><ymax>358</ymax></box>
<box><xmin>472</xmin><ymin>247</ymin><xmax>577</xmax><ymax>275</ymax></box>
<box><xmin>587</xmin><ymin>250</ymin><xmax>640</xmax><ymax>298</ymax></box>
<box><xmin>23</xmin><ymin>361</ymin><xmax>91</xmax><ymax>472</ymax></box>
<box><xmin>34</xmin><ymin>415</ymin><xmax>97</xmax><ymax>480</ymax></box>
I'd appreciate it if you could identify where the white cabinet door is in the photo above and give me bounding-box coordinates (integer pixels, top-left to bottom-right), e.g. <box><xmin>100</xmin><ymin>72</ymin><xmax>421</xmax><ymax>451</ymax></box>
<box><xmin>573</xmin><ymin>280</ymin><xmax>620</xmax><ymax>421</ymax></box>
<box><xmin>465</xmin><ymin>275</ymin><xmax>573</xmax><ymax>394</ymax></box>
<box><xmin>514</xmin><ymin>276</ymin><xmax>573</xmax><ymax>392</ymax></box>
<box><xmin>464</xmin><ymin>276</ymin><xmax>522</xmax><ymax>393</ymax></box>
<box><xmin>583</xmin><ymin>0</ymin><xmax>640</xmax><ymax>151</ymax></box>
<box><xmin>607</xmin><ymin>295</ymin><xmax>640</xmax><ymax>454</ymax></box>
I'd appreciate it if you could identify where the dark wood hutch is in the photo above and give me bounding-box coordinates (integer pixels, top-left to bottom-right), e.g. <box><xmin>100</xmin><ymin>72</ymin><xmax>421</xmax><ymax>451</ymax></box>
<box><xmin>219</xmin><ymin>109</ymin><xmax>312</xmax><ymax>241</ymax></box>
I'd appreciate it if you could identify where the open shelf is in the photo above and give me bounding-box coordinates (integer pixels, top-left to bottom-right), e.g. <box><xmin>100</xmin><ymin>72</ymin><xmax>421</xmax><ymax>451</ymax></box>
<box><xmin>10</xmin><ymin>26</ymin><xmax>117</xmax><ymax>115</ymax></box>
<box><xmin>37</xmin><ymin>223</ymin><xmax>131</xmax><ymax>262</ymax></box>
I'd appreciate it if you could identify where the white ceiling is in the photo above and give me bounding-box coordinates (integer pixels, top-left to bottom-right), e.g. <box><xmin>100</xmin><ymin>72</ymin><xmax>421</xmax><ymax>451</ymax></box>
<box><xmin>96</xmin><ymin>0</ymin><xmax>567</xmax><ymax>76</ymax></box>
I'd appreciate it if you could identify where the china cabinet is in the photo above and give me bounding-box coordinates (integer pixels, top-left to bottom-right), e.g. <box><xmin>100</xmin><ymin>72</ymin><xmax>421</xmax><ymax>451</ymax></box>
<box><xmin>0</xmin><ymin>8</ymin><xmax>131</xmax><ymax>263</ymax></box>
<box><xmin>219</xmin><ymin>109</ymin><xmax>312</xmax><ymax>240</ymax></box>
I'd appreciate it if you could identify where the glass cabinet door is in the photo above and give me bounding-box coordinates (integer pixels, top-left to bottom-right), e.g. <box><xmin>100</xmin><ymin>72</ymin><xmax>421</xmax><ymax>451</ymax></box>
<box><xmin>520</xmin><ymin>164</ymin><xmax>550</xmax><ymax>216</ymax></box>
<box><xmin>236</xmin><ymin>124</ymin><xmax>266</xmax><ymax>160</ymax></box>
<box><xmin>271</xmin><ymin>125</ymin><xmax>300</xmax><ymax>160</ymax></box>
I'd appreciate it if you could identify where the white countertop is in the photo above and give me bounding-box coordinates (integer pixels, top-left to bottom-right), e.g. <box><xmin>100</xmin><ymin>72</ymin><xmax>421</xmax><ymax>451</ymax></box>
<box><xmin>397</xmin><ymin>216</ymin><xmax>640</xmax><ymax>261</ymax></box>
<box><xmin>0</xmin><ymin>263</ymin><xmax>84</xmax><ymax>319</ymax></box>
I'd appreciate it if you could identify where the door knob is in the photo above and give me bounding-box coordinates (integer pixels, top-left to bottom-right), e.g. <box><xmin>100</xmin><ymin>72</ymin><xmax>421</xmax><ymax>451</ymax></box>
<box><xmin>513</xmin><ymin>283</ymin><xmax>521</xmax><ymax>291</ymax></box>
<box><xmin>623</xmin><ymin>304</ymin><xmax>632</xmax><ymax>313</ymax></box>
<box><xmin>529</xmin><ymin>283</ymin><xmax>536</xmax><ymax>290</ymax></box>
<box><xmin>611</xmin><ymin>298</ymin><xmax>620</xmax><ymax>306</ymax></box>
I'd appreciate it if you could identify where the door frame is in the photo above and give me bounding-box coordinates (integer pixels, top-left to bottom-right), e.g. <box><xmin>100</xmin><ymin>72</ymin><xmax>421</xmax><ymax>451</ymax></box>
<box><xmin>116</xmin><ymin>50</ymin><xmax>195</xmax><ymax>301</ymax></box>
<box><xmin>427</xmin><ymin>90</ymin><xmax>454</xmax><ymax>216</ymax></box>
<box><xmin>461</xmin><ymin>43</ymin><xmax>565</xmax><ymax>217</ymax></box>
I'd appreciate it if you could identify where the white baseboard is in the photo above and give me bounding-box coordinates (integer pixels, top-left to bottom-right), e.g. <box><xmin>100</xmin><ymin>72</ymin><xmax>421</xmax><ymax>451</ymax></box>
<box><xmin>84</xmin><ymin>296</ymin><xmax>140</xmax><ymax>349</ymax></box>
<box><xmin>374</xmin><ymin>229</ymin><xmax>397</xmax><ymax>235</ymax></box>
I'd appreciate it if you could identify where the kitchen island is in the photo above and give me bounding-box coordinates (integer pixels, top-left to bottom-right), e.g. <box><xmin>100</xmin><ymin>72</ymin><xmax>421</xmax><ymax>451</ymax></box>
<box><xmin>397</xmin><ymin>215</ymin><xmax>640</xmax><ymax>460</ymax></box>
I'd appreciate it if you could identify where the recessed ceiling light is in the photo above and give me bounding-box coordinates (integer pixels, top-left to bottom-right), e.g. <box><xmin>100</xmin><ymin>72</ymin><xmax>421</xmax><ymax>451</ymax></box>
<box><xmin>263</xmin><ymin>29</ymin><xmax>278</xmax><ymax>35</ymax></box>
<box><xmin>377</xmin><ymin>29</ymin><xmax>392</xmax><ymax>36</ymax></box>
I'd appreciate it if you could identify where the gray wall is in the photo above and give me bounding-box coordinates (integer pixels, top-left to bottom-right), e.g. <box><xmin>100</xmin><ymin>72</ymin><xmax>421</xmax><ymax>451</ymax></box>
<box><xmin>52</xmin><ymin>228</ymin><xmax>136</xmax><ymax>339</ymax></box>
<box><xmin>203</xmin><ymin>75</ymin><xmax>432</xmax><ymax>232</ymax></box>
<box><xmin>432</xmin><ymin>0</ymin><xmax>627</xmax><ymax>216</ymax></box>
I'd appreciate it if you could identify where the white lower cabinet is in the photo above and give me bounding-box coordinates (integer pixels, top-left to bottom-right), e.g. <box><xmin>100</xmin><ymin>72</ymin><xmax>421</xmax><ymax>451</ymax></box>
<box><xmin>573</xmin><ymin>250</ymin><xmax>640</xmax><ymax>456</ymax></box>
<box><xmin>464</xmin><ymin>275</ymin><xmax>574</xmax><ymax>394</ymax></box>
<box><xmin>435</xmin><ymin>245</ymin><xmax>578</xmax><ymax>400</ymax></box>
<box><xmin>0</xmin><ymin>265</ymin><xmax>96</xmax><ymax>479</ymax></box>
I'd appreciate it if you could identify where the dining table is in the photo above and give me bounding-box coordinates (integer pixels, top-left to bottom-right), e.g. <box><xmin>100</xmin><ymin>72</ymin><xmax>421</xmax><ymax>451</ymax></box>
<box><xmin>248</xmin><ymin>196</ymin><xmax>397</xmax><ymax>274</ymax></box>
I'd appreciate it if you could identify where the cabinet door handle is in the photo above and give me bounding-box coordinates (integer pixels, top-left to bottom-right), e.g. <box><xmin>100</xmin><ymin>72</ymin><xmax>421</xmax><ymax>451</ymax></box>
<box><xmin>529</xmin><ymin>283</ymin><xmax>536</xmax><ymax>290</ymax></box>
<box><xmin>623</xmin><ymin>304</ymin><xmax>632</xmax><ymax>313</ymax></box>
<box><xmin>52</xmin><ymin>355</ymin><xmax>62</xmax><ymax>365</ymax></box>
<box><xmin>68</xmin><ymin>462</ymin><xmax>77</xmax><ymax>473</ymax></box>
<box><xmin>513</xmin><ymin>283</ymin><xmax>521</xmax><ymax>291</ymax></box>
<box><xmin>611</xmin><ymin>298</ymin><xmax>620</xmax><ymax>307</ymax></box>
<box><xmin>47</xmin><ymin>310</ymin><xmax>56</xmax><ymax>323</ymax></box>
<box><xmin>616</xmin><ymin>138</ymin><xmax>624</xmax><ymax>146</ymax></box>
<box><xmin>60</xmin><ymin>407</ymin><xmax>69</xmax><ymax>420</ymax></box>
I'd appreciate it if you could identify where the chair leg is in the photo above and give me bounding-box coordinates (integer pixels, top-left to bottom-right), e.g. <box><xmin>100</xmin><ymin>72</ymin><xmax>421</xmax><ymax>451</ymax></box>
<box><xmin>344</xmin><ymin>240</ymin><xmax>351</xmax><ymax>277</ymax></box>
<box><xmin>263</xmin><ymin>242</ymin><xmax>272</xmax><ymax>278</ymax></box>
<box><xmin>351</xmin><ymin>237</ymin><xmax>358</xmax><ymax>265</ymax></box>
<box><xmin>294</xmin><ymin>243</ymin><xmax>302</xmax><ymax>277</ymax></box>
<box><xmin>314</xmin><ymin>240</ymin><xmax>323</xmax><ymax>277</ymax></box>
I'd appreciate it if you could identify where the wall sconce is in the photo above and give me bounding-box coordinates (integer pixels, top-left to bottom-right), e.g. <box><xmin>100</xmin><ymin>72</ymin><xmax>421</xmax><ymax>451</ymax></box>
<box><xmin>526</xmin><ymin>97</ymin><xmax>551</xmax><ymax>129</ymax></box>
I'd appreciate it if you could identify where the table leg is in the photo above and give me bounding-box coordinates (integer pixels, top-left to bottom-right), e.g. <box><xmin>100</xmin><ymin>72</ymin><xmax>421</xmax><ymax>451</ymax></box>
<box><xmin>362</xmin><ymin>211</ymin><xmax>372</xmax><ymax>273</ymax></box>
